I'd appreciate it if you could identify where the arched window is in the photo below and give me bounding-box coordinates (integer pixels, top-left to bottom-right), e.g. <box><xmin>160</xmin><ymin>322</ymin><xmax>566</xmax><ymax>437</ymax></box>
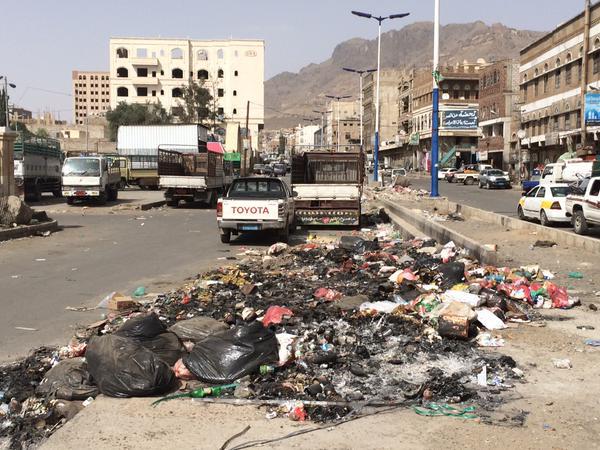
<box><xmin>171</xmin><ymin>48</ymin><xmax>183</xmax><ymax>59</ymax></box>
<box><xmin>523</xmin><ymin>74</ymin><xmax>528</xmax><ymax>83</ymax></box>
<box><xmin>233</xmin><ymin>90</ymin><xmax>237</xmax><ymax>96</ymax></box>
<box><xmin>544</xmin><ymin>63</ymin><xmax>549</xmax><ymax>72</ymax></box>
<box><xmin>197</xmin><ymin>69</ymin><xmax>209</xmax><ymax>80</ymax></box>
<box><xmin>172</xmin><ymin>68</ymin><xmax>183</xmax><ymax>79</ymax></box>
<box><xmin>217</xmin><ymin>69</ymin><xmax>224</xmax><ymax>78</ymax></box>
<box><xmin>234</xmin><ymin>70</ymin><xmax>239</xmax><ymax>77</ymax></box>
<box><xmin>117</xmin><ymin>87</ymin><xmax>128</xmax><ymax>97</ymax></box>
<box><xmin>172</xmin><ymin>88</ymin><xmax>182</xmax><ymax>98</ymax></box>
<box><xmin>116</xmin><ymin>47</ymin><xmax>128</xmax><ymax>58</ymax></box>
<box><xmin>566</xmin><ymin>53</ymin><xmax>572</xmax><ymax>63</ymax></box>
<box><xmin>580</xmin><ymin>46</ymin><xmax>585</xmax><ymax>58</ymax></box>
<box><xmin>116</xmin><ymin>67</ymin><xmax>128</xmax><ymax>78</ymax></box>
<box><xmin>233</xmin><ymin>108</ymin><xmax>237</xmax><ymax>115</ymax></box>
<box><xmin>534</xmin><ymin>68</ymin><xmax>539</xmax><ymax>77</ymax></box>
<box><xmin>555</xmin><ymin>57</ymin><xmax>561</xmax><ymax>68</ymax></box>
<box><xmin>217</xmin><ymin>49</ymin><xmax>224</xmax><ymax>59</ymax></box>
<box><xmin>197</xmin><ymin>49</ymin><xmax>208</xmax><ymax>60</ymax></box>
<box><xmin>595</xmin><ymin>38</ymin><xmax>600</xmax><ymax>49</ymax></box>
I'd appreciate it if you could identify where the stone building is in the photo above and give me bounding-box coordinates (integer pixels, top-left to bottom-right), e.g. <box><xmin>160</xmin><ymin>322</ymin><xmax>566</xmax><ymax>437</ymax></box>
<box><xmin>72</xmin><ymin>71</ymin><xmax>111</xmax><ymax>125</ymax></box>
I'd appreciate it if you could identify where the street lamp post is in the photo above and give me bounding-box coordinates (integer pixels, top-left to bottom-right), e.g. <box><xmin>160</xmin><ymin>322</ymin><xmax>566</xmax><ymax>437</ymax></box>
<box><xmin>342</xmin><ymin>68</ymin><xmax>377</xmax><ymax>151</ymax></box>
<box><xmin>312</xmin><ymin>109</ymin><xmax>330</xmax><ymax>148</ymax></box>
<box><xmin>430</xmin><ymin>0</ymin><xmax>441</xmax><ymax>197</ymax></box>
<box><xmin>326</xmin><ymin>95</ymin><xmax>352</xmax><ymax>152</ymax></box>
<box><xmin>0</xmin><ymin>76</ymin><xmax>17</xmax><ymax>129</ymax></box>
<box><xmin>351</xmin><ymin>10</ymin><xmax>410</xmax><ymax>181</ymax></box>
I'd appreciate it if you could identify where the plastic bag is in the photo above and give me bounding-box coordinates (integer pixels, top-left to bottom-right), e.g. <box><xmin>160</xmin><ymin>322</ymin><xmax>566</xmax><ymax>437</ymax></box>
<box><xmin>438</xmin><ymin>262</ymin><xmax>466</xmax><ymax>288</ymax></box>
<box><xmin>87</xmin><ymin>334</ymin><xmax>175</xmax><ymax>398</ymax></box>
<box><xmin>339</xmin><ymin>236</ymin><xmax>379</xmax><ymax>253</ymax></box>
<box><xmin>36</xmin><ymin>358</ymin><xmax>98</xmax><ymax>400</ymax></box>
<box><xmin>182</xmin><ymin>321</ymin><xmax>278</xmax><ymax>384</ymax></box>
<box><xmin>262</xmin><ymin>306</ymin><xmax>293</xmax><ymax>327</ymax></box>
<box><xmin>168</xmin><ymin>316</ymin><xmax>228</xmax><ymax>342</ymax></box>
<box><xmin>115</xmin><ymin>313</ymin><xmax>183</xmax><ymax>365</ymax></box>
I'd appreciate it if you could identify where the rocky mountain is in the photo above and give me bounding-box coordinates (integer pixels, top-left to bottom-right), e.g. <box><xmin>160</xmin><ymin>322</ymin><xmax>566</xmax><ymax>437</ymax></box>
<box><xmin>265</xmin><ymin>21</ymin><xmax>545</xmax><ymax>129</ymax></box>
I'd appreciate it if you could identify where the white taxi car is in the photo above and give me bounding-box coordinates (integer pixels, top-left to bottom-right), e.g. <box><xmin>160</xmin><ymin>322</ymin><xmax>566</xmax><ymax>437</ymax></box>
<box><xmin>517</xmin><ymin>183</ymin><xmax>571</xmax><ymax>226</ymax></box>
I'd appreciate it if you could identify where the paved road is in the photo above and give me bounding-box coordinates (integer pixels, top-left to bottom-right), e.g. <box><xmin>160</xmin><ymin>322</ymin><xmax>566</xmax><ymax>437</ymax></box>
<box><xmin>0</xmin><ymin>202</ymin><xmax>287</xmax><ymax>362</ymax></box>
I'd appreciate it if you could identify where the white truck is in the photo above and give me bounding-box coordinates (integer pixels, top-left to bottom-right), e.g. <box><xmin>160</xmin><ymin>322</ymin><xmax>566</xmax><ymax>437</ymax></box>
<box><xmin>540</xmin><ymin>159</ymin><xmax>593</xmax><ymax>184</ymax></box>
<box><xmin>565</xmin><ymin>176</ymin><xmax>600</xmax><ymax>235</ymax></box>
<box><xmin>14</xmin><ymin>135</ymin><xmax>63</xmax><ymax>201</ymax></box>
<box><xmin>217</xmin><ymin>177</ymin><xmax>295</xmax><ymax>244</ymax></box>
<box><xmin>62</xmin><ymin>156</ymin><xmax>121</xmax><ymax>205</ymax></box>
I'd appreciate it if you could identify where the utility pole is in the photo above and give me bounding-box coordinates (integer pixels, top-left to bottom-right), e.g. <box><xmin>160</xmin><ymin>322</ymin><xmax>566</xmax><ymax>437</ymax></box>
<box><xmin>580</xmin><ymin>0</ymin><xmax>592</xmax><ymax>154</ymax></box>
<box><xmin>430</xmin><ymin>0</ymin><xmax>441</xmax><ymax>197</ymax></box>
<box><xmin>244</xmin><ymin>100</ymin><xmax>250</xmax><ymax>176</ymax></box>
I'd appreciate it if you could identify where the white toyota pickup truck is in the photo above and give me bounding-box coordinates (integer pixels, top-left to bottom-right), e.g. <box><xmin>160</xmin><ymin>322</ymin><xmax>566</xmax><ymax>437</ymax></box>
<box><xmin>565</xmin><ymin>176</ymin><xmax>600</xmax><ymax>235</ymax></box>
<box><xmin>217</xmin><ymin>177</ymin><xmax>295</xmax><ymax>244</ymax></box>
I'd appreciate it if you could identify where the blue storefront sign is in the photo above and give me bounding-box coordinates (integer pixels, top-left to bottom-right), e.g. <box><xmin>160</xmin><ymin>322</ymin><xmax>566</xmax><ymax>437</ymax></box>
<box><xmin>442</xmin><ymin>109</ymin><xmax>478</xmax><ymax>129</ymax></box>
<box><xmin>585</xmin><ymin>92</ymin><xmax>600</xmax><ymax>125</ymax></box>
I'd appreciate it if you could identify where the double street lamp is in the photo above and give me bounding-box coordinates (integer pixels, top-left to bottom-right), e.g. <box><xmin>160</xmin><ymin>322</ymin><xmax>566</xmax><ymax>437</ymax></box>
<box><xmin>0</xmin><ymin>76</ymin><xmax>17</xmax><ymax>129</ymax></box>
<box><xmin>342</xmin><ymin>67</ymin><xmax>377</xmax><ymax>151</ymax></box>
<box><xmin>351</xmin><ymin>10</ymin><xmax>410</xmax><ymax>181</ymax></box>
<box><xmin>326</xmin><ymin>95</ymin><xmax>352</xmax><ymax>152</ymax></box>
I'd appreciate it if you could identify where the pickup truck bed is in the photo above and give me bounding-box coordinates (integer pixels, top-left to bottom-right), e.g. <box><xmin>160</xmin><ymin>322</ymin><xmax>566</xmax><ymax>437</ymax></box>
<box><xmin>565</xmin><ymin>176</ymin><xmax>600</xmax><ymax>234</ymax></box>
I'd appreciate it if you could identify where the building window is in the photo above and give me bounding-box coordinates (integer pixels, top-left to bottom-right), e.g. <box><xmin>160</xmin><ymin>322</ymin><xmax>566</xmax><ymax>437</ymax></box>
<box><xmin>160</xmin><ymin>90</ymin><xmax>164</xmax><ymax>96</ymax></box>
<box><xmin>523</xmin><ymin>85</ymin><xmax>527</xmax><ymax>103</ymax></box>
<box><xmin>543</xmin><ymin>74</ymin><xmax>548</xmax><ymax>93</ymax></box>
<box><xmin>555</xmin><ymin>58</ymin><xmax>561</xmax><ymax>68</ymax></box>
<box><xmin>553</xmin><ymin>116</ymin><xmax>559</xmax><ymax>131</ymax></box>
<box><xmin>152</xmin><ymin>71</ymin><xmax>156</xmax><ymax>77</ymax></box>
<box><xmin>555</xmin><ymin>69</ymin><xmax>561</xmax><ymax>89</ymax></box>
<box><xmin>172</xmin><ymin>68</ymin><xmax>183</xmax><ymax>79</ymax></box>
<box><xmin>217</xmin><ymin>107</ymin><xmax>224</xmax><ymax>116</ymax></box>
<box><xmin>218</xmin><ymin>69</ymin><xmax>224</xmax><ymax>78</ymax></box>
<box><xmin>198</xmin><ymin>69</ymin><xmax>209</xmax><ymax>80</ymax></box>
<box><xmin>217</xmin><ymin>49</ymin><xmax>224</xmax><ymax>59</ymax></box>
<box><xmin>152</xmin><ymin>90</ymin><xmax>156</xmax><ymax>97</ymax></box>
<box><xmin>116</xmin><ymin>47</ymin><xmax>128</xmax><ymax>58</ymax></box>
<box><xmin>172</xmin><ymin>88</ymin><xmax>182</xmax><ymax>98</ymax></box>
<box><xmin>117</xmin><ymin>87</ymin><xmax>128</xmax><ymax>97</ymax></box>
<box><xmin>137</xmin><ymin>87</ymin><xmax>148</xmax><ymax>97</ymax></box>
<box><xmin>233</xmin><ymin>90</ymin><xmax>237</xmax><ymax>96</ymax></box>
<box><xmin>565</xmin><ymin>113</ymin><xmax>571</xmax><ymax>130</ymax></box>
<box><xmin>171</xmin><ymin>48</ymin><xmax>183</xmax><ymax>59</ymax></box>
<box><xmin>218</xmin><ymin>88</ymin><xmax>224</xmax><ymax>97</ymax></box>
<box><xmin>136</xmin><ymin>48</ymin><xmax>148</xmax><ymax>58</ymax></box>
<box><xmin>233</xmin><ymin>108</ymin><xmax>237</xmax><ymax>115</ymax></box>
<box><xmin>197</xmin><ymin>49</ymin><xmax>208</xmax><ymax>60</ymax></box>
<box><xmin>137</xmin><ymin>67</ymin><xmax>148</xmax><ymax>77</ymax></box>
<box><xmin>534</xmin><ymin>80</ymin><xmax>539</xmax><ymax>97</ymax></box>
<box><xmin>565</xmin><ymin>64</ymin><xmax>572</xmax><ymax>85</ymax></box>
<box><xmin>594</xmin><ymin>53</ymin><xmax>600</xmax><ymax>74</ymax></box>
<box><xmin>578</xmin><ymin>62</ymin><xmax>583</xmax><ymax>81</ymax></box>
<box><xmin>234</xmin><ymin>70</ymin><xmax>239</xmax><ymax>77</ymax></box>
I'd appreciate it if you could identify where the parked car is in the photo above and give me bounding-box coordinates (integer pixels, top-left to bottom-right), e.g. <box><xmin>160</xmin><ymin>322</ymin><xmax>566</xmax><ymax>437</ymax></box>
<box><xmin>479</xmin><ymin>169</ymin><xmax>511</xmax><ymax>189</ymax></box>
<box><xmin>517</xmin><ymin>183</ymin><xmax>571</xmax><ymax>226</ymax></box>
<box><xmin>253</xmin><ymin>164</ymin><xmax>266</xmax><ymax>175</ymax></box>
<box><xmin>272</xmin><ymin>163</ymin><xmax>287</xmax><ymax>177</ymax></box>
<box><xmin>565</xmin><ymin>176</ymin><xmax>600</xmax><ymax>235</ymax></box>
<box><xmin>521</xmin><ymin>169</ymin><xmax>542</xmax><ymax>194</ymax></box>
<box><xmin>391</xmin><ymin>168</ymin><xmax>407</xmax><ymax>178</ymax></box>
<box><xmin>217</xmin><ymin>177</ymin><xmax>295</xmax><ymax>244</ymax></box>
<box><xmin>438</xmin><ymin>168</ymin><xmax>457</xmax><ymax>180</ymax></box>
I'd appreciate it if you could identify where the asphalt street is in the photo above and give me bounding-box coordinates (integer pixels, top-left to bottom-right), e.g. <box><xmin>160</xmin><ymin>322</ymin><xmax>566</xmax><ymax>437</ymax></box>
<box><xmin>0</xmin><ymin>203</ymin><xmax>281</xmax><ymax>362</ymax></box>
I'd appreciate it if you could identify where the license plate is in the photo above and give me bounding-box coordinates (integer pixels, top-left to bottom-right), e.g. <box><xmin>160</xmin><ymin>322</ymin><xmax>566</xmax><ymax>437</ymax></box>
<box><xmin>75</xmin><ymin>191</ymin><xmax>86</xmax><ymax>196</ymax></box>
<box><xmin>239</xmin><ymin>225</ymin><xmax>260</xmax><ymax>231</ymax></box>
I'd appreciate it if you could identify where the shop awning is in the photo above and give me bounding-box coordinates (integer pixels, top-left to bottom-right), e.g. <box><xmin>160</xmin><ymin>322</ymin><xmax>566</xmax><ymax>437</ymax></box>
<box><xmin>207</xmin><ymin>142</ymin><xmax>225</xmax><ymax>154</ymax></box>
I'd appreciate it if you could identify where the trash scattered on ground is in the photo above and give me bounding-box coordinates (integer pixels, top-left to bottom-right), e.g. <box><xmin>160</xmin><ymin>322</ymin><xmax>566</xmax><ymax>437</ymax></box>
<box><xmin>584</xmin><ymin>339</ymin><xmax>600</xmax><ymax>347</ymax></box>
<box><xmin>552</xmin><ymin>358</ymin><xmax>572</xmax><ymax>369</ymax></box>
<box><xmin>576</xmin><ymin>325</ymin><xmax>595</xmax><ymax>330</ymax></box>
<box><xmin>0</xmin><ymin>215</ymin><xmax>582</xmax><ymax>448</ymax></box>
<box><xmin>533</xmin><ymin>240</ymin><xmax>557</xmax><ymax>248</ymax></box>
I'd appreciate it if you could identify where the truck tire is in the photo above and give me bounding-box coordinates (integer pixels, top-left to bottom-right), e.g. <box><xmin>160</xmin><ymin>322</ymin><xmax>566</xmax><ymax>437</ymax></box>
<box><xmin>166</xmin><ymin>199</ymin><xmax>179</xmax><ymax>207</ymax></box>
<box><xmin>52</xmin><ymin>188</ymin><xmax>62</xmax><ymax>198</ymax></box>
<box><xmin>98</xmin><ymin>191</ymin><xmax>107</xmax><ymax>205</ymax></box>
<box><xmin>573</xmin><ymin>210</ymin><xmax>589</xmax><ymax>235</ymax></box>
<box><xmin>220</xmin><ymin>230</ymin><xmax>231</xmax><ymax>244</ymax></box>
<box><xmin>464</xmin><ymin>177</ymin><xmax>475</xmax><ymax>185</ymax></box>
<box><xmin>112</xmin><ymin>187</ymin><xmax>119</xmax><ymax>201</ymax></box>
<box><xmin>66</xmin><ymin>197</ymin><xmax>75</xmax><ymax>205</ymax></box>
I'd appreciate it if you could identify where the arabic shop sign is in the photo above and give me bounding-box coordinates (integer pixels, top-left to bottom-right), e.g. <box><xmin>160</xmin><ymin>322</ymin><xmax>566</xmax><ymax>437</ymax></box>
<box><xmin>442</xmin><ymin>109</ymin><xmax>478</xmax><ymax>129</ymax></box>
<box><xmin>409</xmin><ymin>132</ymin><xmax>420</xmax><ymax>145</ymax></box>
<box><xmin>584</xmin><ymin>92</ymin><xmax>600</xmax><ymax>125</ymax></box>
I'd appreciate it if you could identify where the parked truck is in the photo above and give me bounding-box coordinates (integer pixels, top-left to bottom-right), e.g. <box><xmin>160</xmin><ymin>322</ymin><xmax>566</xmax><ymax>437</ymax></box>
<box><xmin>540</xmin><ymin>159</ymin><xmax>593</xmax><ymax>185</ymax></box>
<box><xmin>158</xmin><ymin>141</ymin><xmax>232</xmax><ymax>207</ymax></box>
<box><xmin>62</xmin><ymin>156</ymin><xmax>121</xmax><ymax>204</ymax></box>
<box><xmin>291</xmin><ymin>151</ymin><xmax>364</xmax><ymax>226</ymax></box>
<box><xmin>117</xmin><ymin>125</ymin><xmax>212</xmax><ymax>189</ymax></box>
<box><xmin>13</xmin><ymin>134</ymin><xmax>62</xmax><ymax>201</ymax></box>
<box><xmin>565</xmin><ymin>176</ymin><xmax>600</xmax><ymax>235</ymax></box>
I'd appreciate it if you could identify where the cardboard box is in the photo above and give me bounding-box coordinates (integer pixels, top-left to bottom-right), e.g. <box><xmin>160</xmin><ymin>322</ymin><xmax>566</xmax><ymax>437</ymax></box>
<box><xmin>108</xmin><ymin>293</ymin><xmax>139</xmax><ymax>311</ymax></box>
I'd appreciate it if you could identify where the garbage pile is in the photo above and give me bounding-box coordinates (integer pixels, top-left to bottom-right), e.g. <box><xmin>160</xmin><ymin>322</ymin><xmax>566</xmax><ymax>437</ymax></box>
<box><xmin>0</xmin><ymin>220</ymin><xmax>580</xmax><ymax>448</ymax></box>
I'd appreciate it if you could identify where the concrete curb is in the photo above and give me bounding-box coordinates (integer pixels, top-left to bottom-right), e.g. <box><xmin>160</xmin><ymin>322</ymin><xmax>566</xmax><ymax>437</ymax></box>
<box><xmin>379</xmin><ymin>199</ymin><xmax>499</xmax><ymax>266</ymax></box>
<box><xmin>140</xmin><ymin>200</ymin><xmax>166</xmax><ymax>211</ymax></box>
<box><xmin>0</xmin><ymin>219</ymin><xmax>59</xmax><ymax>242</ymax></box>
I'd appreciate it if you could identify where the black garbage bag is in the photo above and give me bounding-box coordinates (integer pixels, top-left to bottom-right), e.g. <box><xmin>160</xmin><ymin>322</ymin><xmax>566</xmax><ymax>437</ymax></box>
<box><xmin>168</xmin><ymin>316</ymin><xmax>229</xmax><ymax>343</ymax></box>
<box><xmin>182</xmin><ymin>321</ymin><xmax>278</xmax><ymax>384</ymax></box>
<box><xmin>339</xmin><ymin>236</ymin><xmax>379</xmax><ymax>254</ymax></box>
<box><xmin>86</xmin><ymin>334</ymin><xmax>176</xmax><ymax>398</ymax></box>
<box><xmin>115</xmin><ymin>313</ymin><xmax>183</xmax><ymax>365</ymax></box>
<box><xmin>438</xmin><ymin>262</ymin><xmax>466</xmax><ymax>288</ymax></box>
<box><xmin>36</xmin><ymin>358</ymin><xmax>98</xmax><ymax>400</ymax></box>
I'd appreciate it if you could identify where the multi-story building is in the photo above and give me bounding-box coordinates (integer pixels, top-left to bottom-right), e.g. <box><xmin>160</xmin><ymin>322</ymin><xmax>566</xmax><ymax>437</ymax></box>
<box><xmin>477</xmin><ymin>60</ymin><xmax>520</xmax><ymax>171</ymax></box>
<box><xmin>294</xmin><ymin>125</ymin><xmax>319</xmax><ymax>152</ymax></box>
<box><xmin>108</xmin><ymin>37</ymin><xmax>264</xmax><ymax>143</ymax></box>
<box><xmin>325</xmin><ymin>99</ymin><xmax>361</xmax><ymax>151</ymax></box>
<box><xmin>411</xmin><ymin>62</ymin><xmax>483</xmax><ymax>171</ymax></box>
<box><xmin>362</xmin><ymin>69</ymin><xmax>401</xmax><ymax>154</ymax></box>
<box><xmin>72</xmin><ymin>70</ymin><xmax>110</xmax><ymax>125</ymax></box>
<box><xmin>519</xmin><ymin>1</ymin><xmax>600</xmax><ymax>172</ymax></box>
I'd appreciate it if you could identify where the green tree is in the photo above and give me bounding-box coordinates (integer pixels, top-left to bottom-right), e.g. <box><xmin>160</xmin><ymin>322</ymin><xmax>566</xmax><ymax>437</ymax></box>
<box><xmin>106</xmin><ymin>101</ymin><xmax>172</xmax><ymax>141</ymax></box>
<box><xmin>36</xmin><ymin>128</ymin><xmax>50</xmax><ymax>138</ymax></box>
<box><xmin>180</xmin><ymin>81</ymin><xmax>216</xmax><ymax>125</ymax></box>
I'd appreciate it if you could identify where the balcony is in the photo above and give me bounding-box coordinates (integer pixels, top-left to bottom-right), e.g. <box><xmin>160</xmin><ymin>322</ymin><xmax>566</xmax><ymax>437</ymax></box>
<box><xmin>479</xmin><ymin>135</ymin><xmax>505</xmax><ymax>151</ymax></box>
<box><xmin>132</xmin><ymin>77</ymin><xmax>159</xmax><ymax>85</ymax></box>
<box><xmin>131</xmin><ymin>57</ymin><xmax>159</xmax><ymax>66</ymax></box>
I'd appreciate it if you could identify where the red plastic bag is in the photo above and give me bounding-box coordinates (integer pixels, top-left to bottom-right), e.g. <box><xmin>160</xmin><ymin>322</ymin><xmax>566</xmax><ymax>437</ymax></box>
<box><xmin>262</xmin><ymin>306</ymin><xmax>294</xmax><ymax>327</ymax></box>
<box><xmin>314</xmin><ymin>288</ymin><xmax>342</xmax><ymax>302</ymax></box>
<box><xmin>546</xmin><ymin>283</ymin><xmax>570</xmax><ymax>309</ymax></box>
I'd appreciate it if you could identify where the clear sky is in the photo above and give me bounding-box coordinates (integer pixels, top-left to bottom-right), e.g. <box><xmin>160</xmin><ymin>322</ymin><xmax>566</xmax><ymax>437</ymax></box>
<box><xmin>0</xmin><ymin>0</ymin><xmax>585</xmax><ymax>122</ymax></box>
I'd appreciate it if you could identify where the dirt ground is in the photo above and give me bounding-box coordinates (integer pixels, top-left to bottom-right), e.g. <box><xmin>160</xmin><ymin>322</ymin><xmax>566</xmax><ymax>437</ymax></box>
<box><xmin>39</xmin><ymin>202</ymin><xmax>600</xmax><ymax>450</ymax></box>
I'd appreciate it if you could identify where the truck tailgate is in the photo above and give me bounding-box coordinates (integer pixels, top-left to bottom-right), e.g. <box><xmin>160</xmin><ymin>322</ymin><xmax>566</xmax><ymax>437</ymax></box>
<box><xmin>160</xmin><ymin>176</ymin><xmax>207</xmax><ymax>189</ymax></box>
<box><xmin>293</xmin><ymin>184</ymin><xmax>360</xmax><ymax>200</ymax></box>
<box><xmin>222</xmin><ymin>199</ymin><xmax>280</xmax><ymax>221</ymax></box>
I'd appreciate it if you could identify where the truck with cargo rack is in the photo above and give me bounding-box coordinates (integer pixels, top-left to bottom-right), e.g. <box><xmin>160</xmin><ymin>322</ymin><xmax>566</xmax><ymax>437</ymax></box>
<box><xmin>13</xmin><ymin>134</ymin><xmax>63</xmax><ymax>201</ymax></box>
<box><xmin>158</xmin><ymin>141</ymin><xmax>233</xmax><ymax>207</ymax></box>
<box><xmin>291</xmin><ymin>151</ymin><xmax>364</xmax><ymax>226</ymax></box>
<box><xmin>117</xmin><ymin>125</ymin><xmax>211</xmax><ymax>189</ymax></box>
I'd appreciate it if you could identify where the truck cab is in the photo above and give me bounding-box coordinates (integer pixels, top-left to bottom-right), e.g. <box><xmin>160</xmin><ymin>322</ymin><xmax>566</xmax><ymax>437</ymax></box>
<box><xmin>566</xmin><ymin>176</ymin><xmax>600</xmax><ymax>234</ymax></box>
<box><xmin>62</xmin><ymin>156</ymin><xmax>120</xmax><ymax>205</ymax></box>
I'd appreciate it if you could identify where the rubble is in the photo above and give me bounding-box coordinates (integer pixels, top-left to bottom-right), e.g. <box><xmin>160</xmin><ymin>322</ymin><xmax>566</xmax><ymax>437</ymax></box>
<box><xmin>0</xmin><ymin>196</ymin><xmax>33</xmax><ymax>227</ymax></box>
<box><xmin>0</xmin><ymin>218</ymin><xmax>582</xmax><ymax>448</ymax></box>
